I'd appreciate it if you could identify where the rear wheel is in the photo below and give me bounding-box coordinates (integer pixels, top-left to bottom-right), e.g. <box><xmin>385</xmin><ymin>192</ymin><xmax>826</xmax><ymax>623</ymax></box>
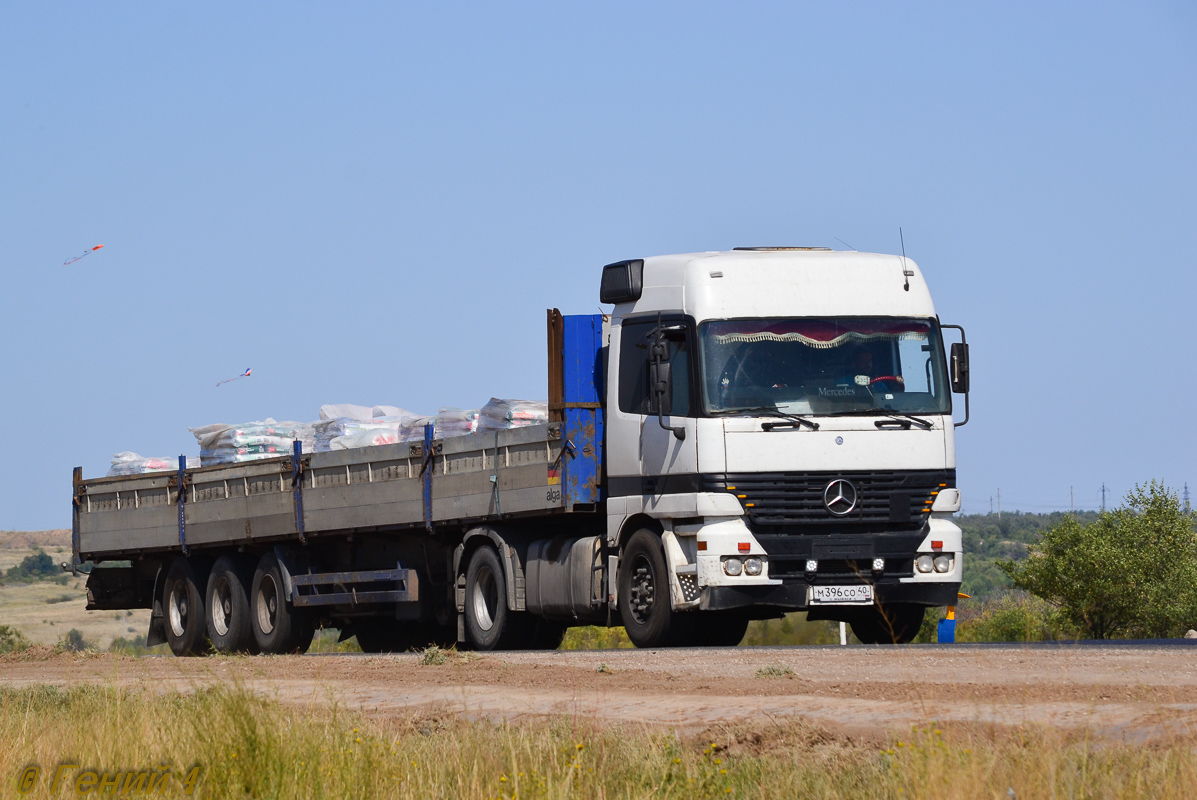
<box><xmin>618</xmin><ymin>530</ymin><xmax>694</xmax><ymax>648</ymax></box>
<box><xmin>163</xmin><ymin>558</ymin><xmax>211</xmax><ymax>657</ymax></box>
<box><xmin>463</xmin><ymin>545</ymin><xmax>531</xmax><ymax>651</ymax></box>
<box><xmin>206</xmin><ymin>555</ymin><xmax>257</xmax><ymax>654</ymax></box>
<box><xmin>850</xmin><ymin>603</ymin><xmax>926</xmax><ymax>644</ymax></box>
<box><xmin>251</xmin><ymin>553</ymin><xmax>315</xmax><ymax>654</ymax></box>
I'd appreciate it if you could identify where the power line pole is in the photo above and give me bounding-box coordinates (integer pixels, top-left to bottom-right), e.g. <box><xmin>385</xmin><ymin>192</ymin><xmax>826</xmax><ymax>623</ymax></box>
<box><xmin>1185</xmin><ymin>483</ymin><xmax>1191</xmax><ymax>513</ymax></box>
<box><xmin>1070</xmin><ymin>486</ymin><xmax>1074</xmax><ymax>513</ymax></box>
<box><xmin>989</xmin><ymin>496</ymin><xmax>993</xmax><ymax>515</ymax></box>
<box><xmin>1101</xmin><ymin>483</ymin><xmax>1107</xmax><ymax>512</ymax></box>
<box><xmin>997</xmin><ymin>488</ymin><xmax>1001</xmax><ymax>520</ymax></box>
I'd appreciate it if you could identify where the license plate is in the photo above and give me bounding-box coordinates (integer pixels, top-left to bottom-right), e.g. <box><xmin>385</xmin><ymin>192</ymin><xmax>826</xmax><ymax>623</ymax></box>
<box><xmin>809</xmin><ymin>584</ymin><xmax>875</xmax><ymax>605</ymax></box>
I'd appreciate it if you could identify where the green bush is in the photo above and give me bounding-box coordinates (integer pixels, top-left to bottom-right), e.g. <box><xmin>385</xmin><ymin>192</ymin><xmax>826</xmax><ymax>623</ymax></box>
<box><xmin>954</xmin><ymin>593</ymin><xmax>1080</xmax><ymax>642</ymax></box>
<box><xmin>1000</xmin><ymin>481</ymin><xmax>1197</xmax><ymax>639</ymax></box>
<box><xmin>60</xmin><ymin>628</ymin><xmax>96</xmax><ymax>652</ymax></box>
<box><xmin>0</xmin><ymin>625</ymin><xmax>31</xmax><ymax>653</ymax></box>
<box><xmin>3</xmin><ymin>549</ymin><xmax>58</xmax><ymax>583</ymax></box>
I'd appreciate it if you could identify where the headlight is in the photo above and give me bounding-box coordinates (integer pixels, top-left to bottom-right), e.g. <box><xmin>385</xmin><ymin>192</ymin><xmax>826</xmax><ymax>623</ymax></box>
<box><xmin>916</xmin><ymin>555</ymin><xmax>934</xmax><ymax>573</ymax></box>
<box><xmin>933</xmin><ymin>555</ymin><xmax>952</xmax><ymax>573</ymax></box>
<box><xmin>723</xmin><ymin>558</ymin><xmax>743</xmax><ymax>576</ymax></box>
<box><xmin>744</xmin><ymin>557</ymin><xmax>763</xmax><ymax>576</ymax></box>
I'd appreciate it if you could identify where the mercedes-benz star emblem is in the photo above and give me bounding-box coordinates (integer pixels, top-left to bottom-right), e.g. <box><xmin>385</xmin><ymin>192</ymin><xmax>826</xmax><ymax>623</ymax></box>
<box><xmin>823</xmin><ymin>479</ymin><xmax>858</xmax><ymax>516</ymax></box>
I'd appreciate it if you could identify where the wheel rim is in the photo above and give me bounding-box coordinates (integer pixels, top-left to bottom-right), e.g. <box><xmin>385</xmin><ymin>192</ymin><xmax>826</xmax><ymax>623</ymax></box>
<box><xmin>256</xmin><ymin>574</ymin><xmax>278</xmax><ymax>635</ymax></box>
<box><xmin>471</xmin><ymin>565</ymin><xmax>499</xmax><ymax>632</ymax></box>
<box><xmin>168</xmin><ymin>582</ymin><xmax>188</xmax><ymax>638</ymax></box>
<box><xmin>627</xmin><ymin>554</ymin><xmax>656</xmax><ymax>625</ymax></box>
<box><xmin>211</xmin><ymin>576</ymin><xmax>233</xmax><ymax>637</ymax></box>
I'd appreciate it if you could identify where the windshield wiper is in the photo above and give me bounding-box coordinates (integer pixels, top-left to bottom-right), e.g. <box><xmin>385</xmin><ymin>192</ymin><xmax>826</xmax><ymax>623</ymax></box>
<box><xmin>829</xmin><ymin>408</ymin><xmax>934</xmax><ymax>429</ymax></box>
<box><xmin>723</xmin><ymin>406</ymin><xmax>820</xmax><ymax>431</ymax></box>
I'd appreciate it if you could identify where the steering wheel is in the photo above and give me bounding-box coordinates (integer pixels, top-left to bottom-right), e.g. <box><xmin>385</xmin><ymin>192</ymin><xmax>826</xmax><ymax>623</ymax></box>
<box><xmin>869</xmin><ymin>375</ymin><xmax>905</xmax><ymax>391</ymax></box>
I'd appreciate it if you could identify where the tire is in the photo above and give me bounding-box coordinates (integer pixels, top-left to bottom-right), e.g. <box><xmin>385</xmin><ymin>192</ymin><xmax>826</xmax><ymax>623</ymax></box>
<box><xmin>693</xmin><ymin>611</ymin><xmax>751</xmax><ymax>647</ymax></box>
<box><xmin>524</xmin><ymin>619</ymin><xmax>566</xmax><ymax>651</ymax></box>
<box><xmin>251</xmin><ymin>552</ymin><xmax>314</xmax><ymax>654</ymax></box>
<box><xmin>205</xmin><ymin>555</ymin><xmax>257</xmax><ymax>654</ymax></box>
<box><xmin>163</xmin><ymin>557</ymin><xmax>212</xmax><ymax>657</ymax></box>
<box><xmin>463</xmin><ymin>545</ymin><xmax>527</xmax><ymax>651</ymax></box>
<box><xmin>850</xmin><ymin>603</ymin><xmax>926</xmax><ymax>644</ymax></box>
<box><xmin>618</xmin><ymin>530</ymin><xmax>695</xmax><ymax>648</ymax></box>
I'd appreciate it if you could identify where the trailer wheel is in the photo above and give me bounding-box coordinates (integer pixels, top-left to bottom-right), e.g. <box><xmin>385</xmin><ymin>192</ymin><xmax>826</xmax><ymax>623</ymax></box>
<box><xmin>163</xmin><ymin>558</ymin><xmax>212</xmax><ymax>657</ymax></box>
<box><xmin>849</xmin><ymin>603</ymin><xmax>925</xmax><ymax>644</ymax></box>
<box><xmin>693</xmin><ymin>611</ymin><xmax>751</xmax><ymax>647</ymax></box>
<box><xmin>251</xmin><ymin>553</ymin><xmax>314</xmax><ymax>654</ymax></box>
<box><xmin>618</xmin><ymin>530</ymin><xmax>695</xmax><ymax>648</ymax></box>
<box><xmin>205</xmin><ymin>556</ymin><xmax>257</xmax><ymax>654</ymax></box>
<box><xmin>463</xmin><ymin>545</ymin><xmax>525</xmax><ymax>651</ymax></box>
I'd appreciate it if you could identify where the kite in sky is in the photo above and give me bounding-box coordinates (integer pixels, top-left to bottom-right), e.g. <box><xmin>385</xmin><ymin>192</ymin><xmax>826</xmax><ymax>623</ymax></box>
<box><xmin>216</xmin><ymin>368</ymin><xmax>252</xmax><ymax>387</ymax></box>
<box><xmin>63</xmin><ymin>244</ymin><xmax>104</xmax><ymax>265</ymax></box>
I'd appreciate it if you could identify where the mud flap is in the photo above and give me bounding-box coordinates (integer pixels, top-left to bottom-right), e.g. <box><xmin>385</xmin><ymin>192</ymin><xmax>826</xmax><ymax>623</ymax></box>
<box><xmin>146</xmin><ymin>565</ymin><xmax>166</xmax><ymax>647</ymax></box>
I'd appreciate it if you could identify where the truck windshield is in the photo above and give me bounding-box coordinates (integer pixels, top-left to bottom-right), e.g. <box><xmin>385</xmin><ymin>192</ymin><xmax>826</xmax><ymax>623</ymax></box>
<box><xmin>698</xmin><ymin>317</ymin><xmax>950</xmax><ymax>417</ymax></box>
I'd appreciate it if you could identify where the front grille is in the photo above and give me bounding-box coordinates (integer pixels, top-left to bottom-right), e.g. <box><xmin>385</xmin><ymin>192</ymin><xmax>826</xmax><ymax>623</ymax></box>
<box><xmin>703</xmin><ymin>470</ymin><xmax>954</xmax><ymax>533</ymax></box>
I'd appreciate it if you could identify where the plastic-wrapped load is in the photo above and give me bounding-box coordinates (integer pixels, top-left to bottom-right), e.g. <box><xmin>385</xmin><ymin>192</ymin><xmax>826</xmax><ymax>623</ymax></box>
<box><xmin>329</xmin><ymin>428</ymin><xmax>402</xmax><ymax>450</ymax></box>
<box><xmin>319</xmin><ymin>403</ymin><xmax>374</xmax><ymax>422</ymax></box>
<box><xmin>479</xmin><ymin>398</ymin><xmax>548</xmax><ymax>430</ymax></box>
<box><xmin>107</xmin><ymin>452</ymin><xmax>200</xmax><ymax>477</ymax></box>
<box><xmin>318</xmin><ymin>403</ymin><xmax>419</xmax><ymax>421</ymax></box>
<box><xmin>190</xmin><ymin>419</ymin><xmax>314</xmax><ymax>466</ymax></box>
<box><xmin>313</xmin><ymin>414</ymin><xmax>419</xmax><ymax>452</ymax></box>
<box><xmin>398</xmin><ymin>408</ymin><xmax>481</xmax><ymax>442</ymax></box>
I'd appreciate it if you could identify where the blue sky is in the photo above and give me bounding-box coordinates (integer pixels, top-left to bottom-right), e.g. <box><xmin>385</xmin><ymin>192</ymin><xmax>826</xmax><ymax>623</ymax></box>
<box><xmin>1</xmin><ymin>3</ymin><xmax>1194</xmax><ymax>528</ymax></box>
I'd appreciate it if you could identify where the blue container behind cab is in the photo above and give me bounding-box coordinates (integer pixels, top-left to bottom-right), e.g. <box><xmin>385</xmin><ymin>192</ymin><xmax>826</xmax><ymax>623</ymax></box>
<box><xmin>556</xmin><ymin>313</ymin><xmax>605</xmax><ymax>511</ymax></box>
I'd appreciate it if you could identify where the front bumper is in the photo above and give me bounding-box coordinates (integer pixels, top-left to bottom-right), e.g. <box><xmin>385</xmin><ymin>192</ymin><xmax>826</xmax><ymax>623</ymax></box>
<box><xmin>700</xmin><ymin>581</ymin><xmax>962</xmax><ymax>612</ymax></box>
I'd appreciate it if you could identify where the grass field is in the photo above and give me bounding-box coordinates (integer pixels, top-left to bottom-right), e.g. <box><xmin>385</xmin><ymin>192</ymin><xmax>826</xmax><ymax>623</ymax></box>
<box><xmin>1</xmin><ymin>680</ymin><xmax>1193</xmax><ymax>799</ymax></box>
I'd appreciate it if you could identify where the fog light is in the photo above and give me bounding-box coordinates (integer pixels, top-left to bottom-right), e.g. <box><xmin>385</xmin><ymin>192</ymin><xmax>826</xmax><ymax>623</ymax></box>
<box><xmin>933</xmin><ymin>555</ymin><xmax>952</xmax><ymax>573</ymax></box>
<box><xmin>916</xmin><ymin>555</ymin><xmax>934</xmax><ymax>573</ymax></box>
<box><xmin>744</xmin><ymin>557</ymin><xmax>763</xmax><ymax>576</ymax></box>
<box><xmin>723</xmin><ymin>557</ymin><xmax>743</xmax><ymax>576</ymax></box>
<box><xmin>872</xmin><ymin>558</ymin><xmax>885</xmax><ymax>571</ymax></box>
<box><xmin>805</xmin><ymin>559</ymin><xmax>818</xmax><ymax>573</ymax></box>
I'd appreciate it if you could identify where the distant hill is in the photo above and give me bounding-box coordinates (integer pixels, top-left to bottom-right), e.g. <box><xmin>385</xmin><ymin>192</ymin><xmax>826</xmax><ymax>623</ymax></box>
<box><xmin>0</xmin><ymin>530</ymin><xmax>71</xmax><ymax>551</ymax></box>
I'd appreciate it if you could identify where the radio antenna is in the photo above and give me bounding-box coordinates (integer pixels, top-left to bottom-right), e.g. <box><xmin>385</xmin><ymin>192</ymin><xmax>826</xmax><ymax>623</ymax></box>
<box><xmin>899</xmin><ymin>227</ymin><xmax>913</xmax><ymax>292</ymax></box>
<box><xmin>834</xmin><ymin>237</ymin><xmax>857</xmax><ymax>251</ymax></box>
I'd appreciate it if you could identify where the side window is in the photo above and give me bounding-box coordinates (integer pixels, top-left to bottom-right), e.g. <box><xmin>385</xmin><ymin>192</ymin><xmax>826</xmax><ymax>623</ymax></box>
<box><xmin>618</xmin><ymin>320</ymin><xmax>691</xmax><ymax>416</ymax></box>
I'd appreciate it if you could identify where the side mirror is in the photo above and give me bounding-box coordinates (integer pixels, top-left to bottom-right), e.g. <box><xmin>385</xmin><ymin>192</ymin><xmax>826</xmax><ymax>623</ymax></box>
<box><xmin>649</xmin><ymin>360</ymin><xmax>673</xmax><ymax>415</ymax></box>
<box><xmin>950</xmin><ymin>342</ymin><xmax>970</xmax><ymax>394</ymax></box>
<box><xmin>647</xmin><ymin>326</ymin><xmax>686</xmax><ymax>441</ymax></box>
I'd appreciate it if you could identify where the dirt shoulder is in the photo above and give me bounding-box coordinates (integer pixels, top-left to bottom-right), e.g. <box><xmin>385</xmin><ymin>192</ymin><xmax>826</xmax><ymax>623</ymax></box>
<box><xmin>3</xmin><ymin>645</ymin><xmax>1196</xmax><ymax>743</ymax></box>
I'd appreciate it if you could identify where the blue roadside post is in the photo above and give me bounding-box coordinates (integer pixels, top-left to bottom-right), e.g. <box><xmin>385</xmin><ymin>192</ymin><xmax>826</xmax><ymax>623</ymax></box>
<box><xmin>937</xmin><ymin>592</ymin><xmax>970</xmax><ymax>643</ymax></box>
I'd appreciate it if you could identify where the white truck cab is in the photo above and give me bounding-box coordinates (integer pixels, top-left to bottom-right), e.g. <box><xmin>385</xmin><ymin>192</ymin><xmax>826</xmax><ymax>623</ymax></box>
<box><xmin>601</xmin><ymin>247</ymin><xmax>969</xmax><ymax>646</ymax></box>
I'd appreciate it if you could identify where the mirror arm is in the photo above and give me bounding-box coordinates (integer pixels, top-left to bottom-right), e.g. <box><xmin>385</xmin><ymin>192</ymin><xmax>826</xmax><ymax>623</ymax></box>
<box><xmin>656</xmin><ymin>408</ymin><xmax>686</xmax><ymax>441</ymax></box>
<box><xmin>941</xmin><ymin>323</ymin><xmax>969</xmax><ymax>428</ymax></box>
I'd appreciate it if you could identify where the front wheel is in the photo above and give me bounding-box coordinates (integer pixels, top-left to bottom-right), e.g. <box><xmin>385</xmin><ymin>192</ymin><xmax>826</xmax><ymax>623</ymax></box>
<box><xmin>618</xmin><ymin>530</ymin><xmax>694</xmax><ymax>648</ymax></box>
<box><xmin>850</xmin><ymin>603</ymin><xmax>926</xmax><ymax>644</ymax></box>
<box><xmin>693</xmin><ymin>611</ymin><xmax>751</xmax><ymax>647</ymax></box>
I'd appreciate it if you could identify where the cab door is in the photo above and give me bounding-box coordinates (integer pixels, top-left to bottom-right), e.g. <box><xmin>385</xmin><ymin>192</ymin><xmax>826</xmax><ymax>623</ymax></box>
<box><xmin>617</xmin><ymin>316</ymin><xmax>698</xmax><ymax>492</ymax></box>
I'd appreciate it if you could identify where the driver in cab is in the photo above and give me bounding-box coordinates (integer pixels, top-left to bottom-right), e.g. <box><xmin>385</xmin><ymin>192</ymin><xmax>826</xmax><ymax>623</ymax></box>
<box><xmin>839</xmin><ymin>349</ymin><xmax>904</xmax><ymax>391</ymax></box>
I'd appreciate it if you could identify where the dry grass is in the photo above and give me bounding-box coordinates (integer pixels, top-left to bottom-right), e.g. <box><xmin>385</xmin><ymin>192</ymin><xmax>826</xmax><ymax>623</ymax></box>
<box><xmin>1</xmin><ymin>683</ymin><xmax>1195</xmax><ymax>799</ymax></box>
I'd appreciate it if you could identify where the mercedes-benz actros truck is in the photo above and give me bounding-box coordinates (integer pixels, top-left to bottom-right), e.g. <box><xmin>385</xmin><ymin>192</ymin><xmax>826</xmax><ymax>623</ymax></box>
<box><xmin>75</xmin><ymin>247</ymin><xmax>970</xmax><ymax>654</ymax></box>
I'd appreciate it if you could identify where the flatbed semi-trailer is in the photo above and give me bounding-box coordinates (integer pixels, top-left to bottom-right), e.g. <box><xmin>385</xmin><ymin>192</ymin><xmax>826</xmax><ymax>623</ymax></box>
<box><xmin>75</xmin><ymin>248</ymin><xmax>970</xmax><ymax>654</ymax></box>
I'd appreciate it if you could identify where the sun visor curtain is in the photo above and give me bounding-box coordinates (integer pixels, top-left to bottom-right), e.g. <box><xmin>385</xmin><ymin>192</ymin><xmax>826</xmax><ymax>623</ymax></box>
<box><xmin>706</xmin><ymin>319</ymin><xmax>932</xmax><ymax>349</ymax></box>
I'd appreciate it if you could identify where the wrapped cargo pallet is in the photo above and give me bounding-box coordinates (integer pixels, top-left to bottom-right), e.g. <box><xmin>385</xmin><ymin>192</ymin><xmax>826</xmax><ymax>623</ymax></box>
<box><xmin>107</xmin><ymin>452</ymin><xmax>200</xmax><ymax>477</ymax></box>
<box><xmin>189</xmin><ymin>419</ymin><xmax>316</xmax><ymax>465</ymax></box>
